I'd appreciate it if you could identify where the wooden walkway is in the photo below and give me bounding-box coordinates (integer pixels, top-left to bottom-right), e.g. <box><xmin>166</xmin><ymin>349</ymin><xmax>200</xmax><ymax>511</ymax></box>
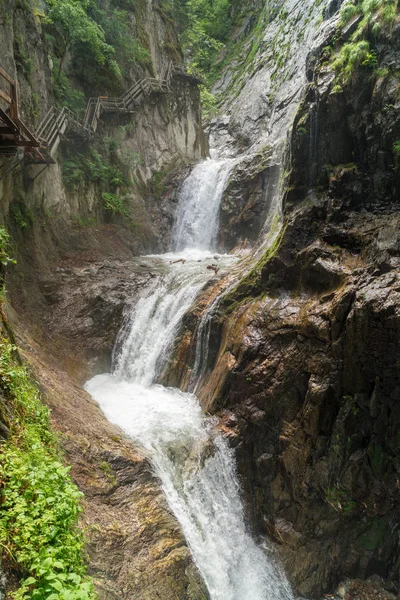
<box><xmin>0</xmin><ymin>61</ymin><xmax>199</xmax><ymax>166</ymax></box>
<box><xmin>0</xmin><ymin>67</ymin><xmax>43</xmax><ymax>160</ymax></box>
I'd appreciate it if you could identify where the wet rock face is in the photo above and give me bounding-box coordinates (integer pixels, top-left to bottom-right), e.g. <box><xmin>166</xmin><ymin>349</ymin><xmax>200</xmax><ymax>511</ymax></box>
<box><xmin>210</xmin><ymin>0</ymin><xmax>339</xmax><ymax>251</ymax></box>
<box><xmin>180</xmin><ymin>258</ymin><xmax>400</xmax><ymax>597</ymax></box>
<box><xmin>287</xmin><ymin>24</ymin><xmax>400</xmax><ymax>213</ymax></box>
<box><xmin>9</xmin><ymin>257</ymin><xmax>175</xmax><ymax>381</ymax></box>
<box><xmin>165</xmin><ymin>14</ymin><xmax>400</xmax><ymax>600</ymax></box>
<box><xmin>218</xmin><ymin>151</ymin><xmax>281</xmax><ymax>252</ymax></box>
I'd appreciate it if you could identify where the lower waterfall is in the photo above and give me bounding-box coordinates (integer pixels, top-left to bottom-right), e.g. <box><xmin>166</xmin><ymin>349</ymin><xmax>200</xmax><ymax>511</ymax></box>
<box><xmin>85</xmin><ymin>159</ymin><xmax>294</xmax><ymax>600</ymax></box>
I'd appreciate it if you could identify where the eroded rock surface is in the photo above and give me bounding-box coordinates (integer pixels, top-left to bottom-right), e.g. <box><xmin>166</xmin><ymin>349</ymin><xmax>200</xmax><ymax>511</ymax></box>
<box><xmin>162</xmin><ymin>12</ymin><xmax>400</xmax><ymax>599</ymax></box>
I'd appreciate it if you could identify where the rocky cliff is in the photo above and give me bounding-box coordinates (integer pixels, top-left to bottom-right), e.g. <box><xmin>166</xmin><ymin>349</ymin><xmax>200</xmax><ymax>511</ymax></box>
<box><xmin>164</xmin><ymin>1</ymin><xmax>400</xmax><ymax>597</ymax></box>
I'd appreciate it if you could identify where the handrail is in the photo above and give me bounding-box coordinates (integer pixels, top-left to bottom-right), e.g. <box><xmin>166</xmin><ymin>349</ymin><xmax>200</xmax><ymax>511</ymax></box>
<box><xmin>0</xmin><ymin>60</ymin><xmax>197</xmax><ymax>164</ymax></box>
<box><xmin>0</xmin><ymin>67</ymin><xmax>19</xmax><ymax>121</ymax></box>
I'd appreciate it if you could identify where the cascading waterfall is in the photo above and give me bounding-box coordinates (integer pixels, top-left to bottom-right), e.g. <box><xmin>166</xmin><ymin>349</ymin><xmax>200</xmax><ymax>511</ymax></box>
<box><xmin>86</xmin><ymin>158</ymin><xmax>294</xmax><ymax>600</ymax></box>
<box><xmin>173</xmin><ymin>158</ymin><xmax>234</xmax><ymax>252</ymax></box>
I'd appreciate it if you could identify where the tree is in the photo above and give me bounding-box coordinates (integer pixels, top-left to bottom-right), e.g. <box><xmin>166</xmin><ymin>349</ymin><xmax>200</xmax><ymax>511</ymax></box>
<box><xmin>45</xmin><ymin>0</ymin><xmax>121</xmax><ymax>81</ymax></box>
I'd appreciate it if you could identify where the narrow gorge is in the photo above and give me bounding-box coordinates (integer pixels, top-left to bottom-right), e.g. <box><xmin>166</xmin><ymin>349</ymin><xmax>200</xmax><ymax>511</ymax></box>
<box><xmin>0</xmin><ymin>0</ymin><xmax>399</xmax><ymax>599</ymax></box>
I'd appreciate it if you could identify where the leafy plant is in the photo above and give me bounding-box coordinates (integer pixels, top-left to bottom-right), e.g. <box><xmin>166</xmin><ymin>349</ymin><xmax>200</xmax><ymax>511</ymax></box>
<box><xmin>331</xmin><ymin>0</ymin><xmax>399</xmax><ymax>84</ymax></box>
<box><xmin>62</xmin><ymin>145</ymin><xmax>132</xmax><ymax>217</ymax></box>
<box><xmin>10</xmin><ymin>203</ymin><xmax>32</xmax><ymax>230</ymax></box>
<box><xmin>0</xmin><ymin>227</ymin><xmax>16</xmax><ymax>267</ymax></box>
<box><xmin>52</xmin><ymin>65</ymin><xmax>86</xmax><ymax>113</ymax></box>
<box><xmin>200</xmin><ymin>86</ymin><xmax>218</xmax><ymax>117</ymax></box>
<box><xmin>0</xmin><ymin>337</ymin><xmax>96</xmax><ymax>599</ymax></box>
<box><xmin>44</xmin><ymin>0</ymin><xmax>121</xmax><ymax>82</ymax></box>
<box><xmin>332</xmin><ymin>40</ymin><xmax>377</xmax><ymax>83</ymax></box>
<box><xmin>89</xmin><ymin>4</ymin><xmax>151</xmax><ymax>73</ymax></box>
<box><xmin>102</xmin><ymin>192</ymin><xmax>128</xmax><ymax>215</ymax></box>
<box><xmin>168</xmin><ymin>0</ymin><xmax>233</xmax><ymax>83</ymax></box>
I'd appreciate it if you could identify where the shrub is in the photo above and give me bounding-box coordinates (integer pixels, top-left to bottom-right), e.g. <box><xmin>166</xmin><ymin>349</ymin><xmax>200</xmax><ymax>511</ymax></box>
<box><xmin>0</xmin><ymin>337</ymin><xmax>96</xmax><ymax>599</ymax></box>
<box><xmin>331</xmin><ymin>0</ymin><xmax>399</xmax><ymax>84</ymax></box>
<box><xmin>102</xmin><ymin>192</ymin><xmax>128</xmax><ymax>215</ymax></box>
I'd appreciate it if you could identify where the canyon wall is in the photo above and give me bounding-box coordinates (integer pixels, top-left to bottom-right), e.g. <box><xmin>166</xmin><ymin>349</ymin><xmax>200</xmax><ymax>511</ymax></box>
<box><xmin>164</xmin><ymin>3</ymin><xmax>400</xmax><ymax>597</ymax></box>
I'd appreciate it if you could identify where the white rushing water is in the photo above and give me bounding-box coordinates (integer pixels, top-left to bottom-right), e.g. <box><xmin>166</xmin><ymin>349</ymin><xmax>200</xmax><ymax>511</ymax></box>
<box><xmin>86</xmin><ymin>158</ymin><xmax>294</xmax><ymax>600</ymax></box>
<box><xmin>173</xmin><ymin>158</ymin><xmax>234</xmax><ymax>252</ymax></box>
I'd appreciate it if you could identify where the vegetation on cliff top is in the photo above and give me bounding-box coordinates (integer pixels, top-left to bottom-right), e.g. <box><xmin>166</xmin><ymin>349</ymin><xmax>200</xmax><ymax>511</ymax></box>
<box><xmin>168</xmin><ymin>0</ymin><xmax>232</xmax><ymax>78</ymax></box>
<box><xmin>330</xmin><ymin>0</ymin><xmax>399</xmax><ymax>88</ymax></box>
<box><xmin>165</xmin><ymin>0</ymin><xmax>233</xmax><ymax>113</ymax></box>
<box><xmin>41</xmin><ymin>0</ymin><xmax>151</xmax><ymax>110</ymax></box>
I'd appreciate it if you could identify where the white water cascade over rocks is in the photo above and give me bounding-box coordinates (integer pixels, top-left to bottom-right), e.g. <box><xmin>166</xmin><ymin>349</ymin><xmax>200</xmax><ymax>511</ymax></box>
<box><xmin>173</xmin><ymin>158</ymin><xmax>234</xmax><ymax>252</ymax></box>
<box><xmin>86</xmin><ymin>159</ymin><xmax>294</xmax><ymax>600</ymax></box>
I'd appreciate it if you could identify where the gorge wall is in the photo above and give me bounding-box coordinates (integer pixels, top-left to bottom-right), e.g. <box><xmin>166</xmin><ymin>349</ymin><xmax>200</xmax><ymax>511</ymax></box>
<box><xmin>164</xmin><ymin>2</ymin><xmax>400</xmax><ymax>597</ymax></box>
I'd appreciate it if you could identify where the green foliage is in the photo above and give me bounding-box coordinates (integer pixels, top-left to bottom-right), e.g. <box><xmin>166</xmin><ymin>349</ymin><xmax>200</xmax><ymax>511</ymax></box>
<box><xmin>200</xmin><ymin>86</ymin><xmax>218</xmax><ymax>118</ymax></box>
<box><xmin>14</xmin><ymin>34</ymin><xmax>32</xmax><ymax>79</ymax></box>
<box><xmin>62</xmin><ymin>145</ymin><xmax>132</xmax><ymax>217</ymax></box>
<box><xmin>296</xmin><ymin>126</ymin><xmax>307</xmax><ymax>137</ymax></box>
<box><xmin>393</xmin><ymin>140</ymin><xmax>400</xmax><ymax>157</ymax></box>
<box><xmin>10</xmin><ymin>203</ymin><xmax>33</xmax><ymax>230</ymax></box>
<box><xmin>0</xmin><ymin>337</ymin><xmax>95</xmax><ymax>599</ymax></box>
<box><xmin>332</xmin><ymin>40</ymin><xmax>377</xmax><ymax>83</ymax></box>
<box><xmin>168</xmin><ymin>0</ymin><xmax>232</xmax><ymax>83</ymax></box>
<box><xmin>44</xmin><ymin>0</ymin><xmax>121</xmax><ymax>77</ymax></box>
<box><xmin>44</xmin><ymin>0</ymin><xmax>152</xmax><ymax>99</ymax></box>
<box><xmin>0</xmin><ymin>227</ymin><xmax>16</xmax><ymax>267</ymax></box>
<box><xmin>52</xmin><ymin>66</ymin><xmax>86</xmax><ymax>113</ymax></box>
<box><xmin>150</xmin><ymin>167</ymin><xmax>169</xmax><ymax>199</ymax></box>
<box><xmin>63</xmin><ymin>148</ymin><xmax>127</xmax><ymax>189</ymax></box>
<box><xmin>102</xmin><ymin>192</ymin><xmax>128</xmax><ymax>216</ymax></box>
<box><xmin>331</xmin><ymin>0</ymin><xmax>399</xmax><ymax>84</ymax></box>
<box><xmin>89</xmin><ymin>3</ymin><xmax>151</xmax><ymax>74</ymax></box>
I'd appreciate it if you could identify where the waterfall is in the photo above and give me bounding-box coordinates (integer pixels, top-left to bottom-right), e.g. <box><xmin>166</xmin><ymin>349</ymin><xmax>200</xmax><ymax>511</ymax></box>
<box><xmin>112</xmin><ymin>269</ymin><xmax>208</xmax><ymax>387</ymax></box>
<box><xmin>173</xmin><ymin>158</ymin><xmax>234</xmax><ymax>252</ymax></box>
<box><xmin>85</xmin><ymin>158</ymin><xmax>294</xmax><ymax>600</ymax></box>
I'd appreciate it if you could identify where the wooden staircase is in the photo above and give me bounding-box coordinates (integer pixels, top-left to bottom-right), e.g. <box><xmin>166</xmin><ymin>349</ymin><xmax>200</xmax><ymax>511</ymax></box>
<box><xmin>0</xmin><ymin>61</ymin><xmax>200</xmax><ymax>167</ymax></box>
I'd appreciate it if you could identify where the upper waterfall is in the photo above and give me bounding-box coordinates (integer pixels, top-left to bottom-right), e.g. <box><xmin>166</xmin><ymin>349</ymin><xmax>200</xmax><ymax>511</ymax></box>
<box><xmin>172</xmin><ymin>159</ymin><xmax>234</xmax><ymax>252</ymax></box>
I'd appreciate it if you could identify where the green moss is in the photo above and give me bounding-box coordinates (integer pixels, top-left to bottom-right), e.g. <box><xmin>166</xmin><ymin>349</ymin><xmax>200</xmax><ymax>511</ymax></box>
<box><xmin>296</xmin><ymin>126</ymin><xmax>307</xmax><ymax>137</ymax></box>
<box><xmin>325</xmin><ymin>486</ymin><xmax>357</xmax><ymax>515</ymax></box>
<box><xmin>219</xmin><ymin>217</ymin><xmax>284</xmax><ymax>316</ymax></box>
<box><xmin>357</xmin><ymin>518</ymin><xmax>390</xmax><ymax>551</ymax></box>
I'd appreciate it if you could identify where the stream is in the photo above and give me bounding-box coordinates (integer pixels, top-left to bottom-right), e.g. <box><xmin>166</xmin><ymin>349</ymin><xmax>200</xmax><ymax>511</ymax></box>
<box><xmin>85</xmin><ymin>158</ymin><xmax>294</xmax><ymax>600</ymax></box>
